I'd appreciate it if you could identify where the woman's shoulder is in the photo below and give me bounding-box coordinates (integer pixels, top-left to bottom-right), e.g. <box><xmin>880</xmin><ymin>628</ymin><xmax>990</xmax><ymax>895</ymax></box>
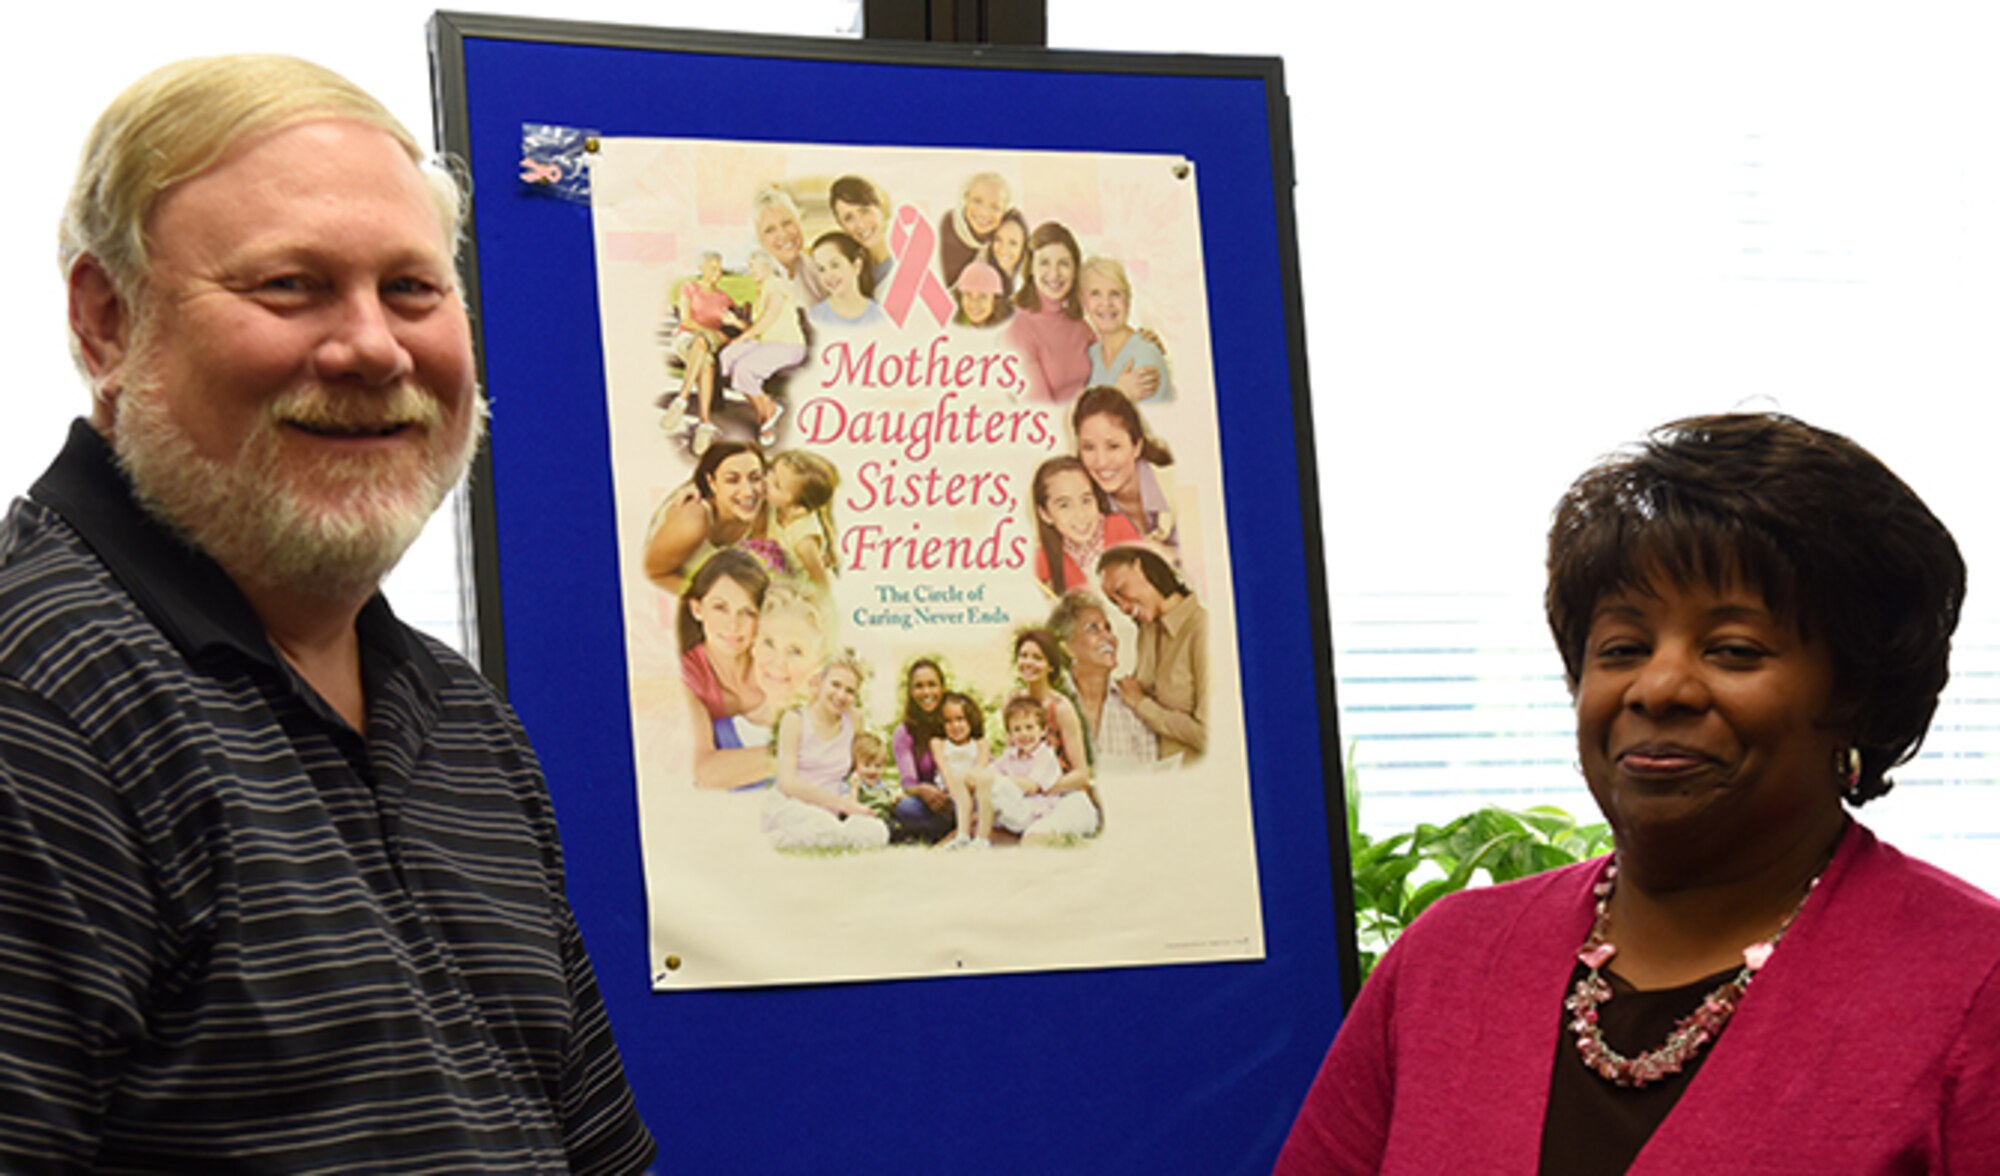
<box><xmin>1400</xmin><ymin>858</ymin><xmax>1604</xmax><ymax>950</ymax></box>
<box><xmin>661</xmin><ymin>482</ymin><xmax>704</xmax><ymax>513</ymax></box>
<box><xmin>1828</xmin><ymin>824</ymin><xmax>2000</xmax><ymax>948</ymax></box>
<box><xmin>1366</xmin><ymin>860</ymin><xmax>1604</xmax><ymax>1007</ymax></box>
<box><xmin>647</xmin><ymin>484</ymin><xmax>707</xmax><ymax>541</ymax></box>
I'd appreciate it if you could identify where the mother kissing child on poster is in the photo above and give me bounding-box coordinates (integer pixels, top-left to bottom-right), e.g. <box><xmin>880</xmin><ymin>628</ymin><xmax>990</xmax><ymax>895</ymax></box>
<box><xmin>646</xmin><ymin>441</ymin><xmax>775</xmax><ymax>595</ymax></box>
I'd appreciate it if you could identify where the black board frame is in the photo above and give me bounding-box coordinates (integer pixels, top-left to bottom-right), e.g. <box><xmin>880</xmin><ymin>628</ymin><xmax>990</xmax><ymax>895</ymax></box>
<box><xmin>429</xmin><ymin>12</ymin><xmax>1355</xmax><ymax>1170</ymax></box>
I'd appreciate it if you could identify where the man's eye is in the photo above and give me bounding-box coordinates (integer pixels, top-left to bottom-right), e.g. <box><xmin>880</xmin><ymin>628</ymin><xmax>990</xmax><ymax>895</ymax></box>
<box><xmin>257</xmin><ymin>275</ymin><xmax>314</xmax><ymax>295</ymax></box>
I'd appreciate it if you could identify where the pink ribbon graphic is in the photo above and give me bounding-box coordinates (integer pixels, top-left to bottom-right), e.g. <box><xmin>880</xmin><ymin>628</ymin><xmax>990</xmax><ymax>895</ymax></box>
<box><xmin>882</xmin><ymin>205</ymin><xmax>956</xmax><ymax>328</ymax></box>
<box><xmin>519</xmin><ymin>157</ymin><xmax>563</xmax><ymax>185</ymax></box>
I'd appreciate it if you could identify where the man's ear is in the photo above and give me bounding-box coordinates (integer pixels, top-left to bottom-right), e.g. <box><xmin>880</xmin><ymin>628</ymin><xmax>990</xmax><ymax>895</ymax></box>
<box><xmin>68</xmin><ymin>255</ymin><xmax>133</xmax><ymax>418</ymax></box>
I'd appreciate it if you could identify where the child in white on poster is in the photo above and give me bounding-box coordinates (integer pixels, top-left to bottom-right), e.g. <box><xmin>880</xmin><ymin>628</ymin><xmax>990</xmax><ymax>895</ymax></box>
<box><xmin>991</xmin><ymin>696</ymin><xmax>1102</xmax><ymax>845</ymax></box>
<box><xmin>724</xmin><ymin>581</ymin><xmax>835</xmax><ymax>763</ymax></box>
<box><xmin>931</xmin><ymin>692</ymin><xmax>996</xmax><ymax>850</ymax></box>
<box><xmin>766</xmin><ymin>451</ymin><xmax>840</xmax><ymax>587</ymax></box>
<box><xmin>762</xmin><ymin>651</ymin><xmax>890</xmax><ymax>851</ymax></box>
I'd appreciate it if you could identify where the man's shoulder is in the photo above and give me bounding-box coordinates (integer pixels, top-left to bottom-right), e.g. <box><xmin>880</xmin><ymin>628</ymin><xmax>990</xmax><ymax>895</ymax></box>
<box><xmin>0</xmin><ymin>498</ymin><xmax>160</xmax><ymax>685</ymax></box>
<box><xmin>381</xmin><ymin>618</ymin><xmax>521</xmax><ymax>726</ymax></box>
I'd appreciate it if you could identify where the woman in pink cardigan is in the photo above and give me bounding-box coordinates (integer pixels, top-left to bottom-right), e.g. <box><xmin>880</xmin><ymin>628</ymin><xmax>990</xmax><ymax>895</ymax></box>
<box><xmin>1279</xmin><ymin>413</ymin><xmax>2000</xmax><ymax>1174</ymax></box>
<box><xmin>1004</xmin><ymin>221</ymin><xmax>1094</xmax><ymax>404</ymax></box>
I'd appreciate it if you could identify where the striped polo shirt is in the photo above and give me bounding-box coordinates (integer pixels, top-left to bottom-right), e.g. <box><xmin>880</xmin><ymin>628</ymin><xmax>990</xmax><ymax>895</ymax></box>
<box><xmin>0</xmin><ymin>421</ymin><xmax>655</xmax><ymax>1172</ymax></box>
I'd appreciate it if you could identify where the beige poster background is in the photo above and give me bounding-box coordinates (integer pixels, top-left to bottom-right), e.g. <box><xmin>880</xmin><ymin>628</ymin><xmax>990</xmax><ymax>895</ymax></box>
<box><xmin>588</xmin><ymin>136</ymin><xmax>1262</xmax><ymax>989</ymax></box>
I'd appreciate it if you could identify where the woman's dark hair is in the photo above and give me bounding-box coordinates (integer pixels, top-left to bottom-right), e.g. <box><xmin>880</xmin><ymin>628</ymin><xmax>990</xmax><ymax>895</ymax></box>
<box><xmin>937</xmin><ymin>691</ymin><xmax>985</xmax><ymax>742</ymax></box>
<box><xmin>901</xmin><ymin>658</ymin><xmax>947</xmax><ymax>746</ymax></box>
<box><xmin>1545</xmin><ymin>412</ymin><xmax>1964</xmax><ymax>805</ymax></box>
<box><xmin>1072</xmin><ymin>386</ymin><xmax>1174</xmax><ymax>467</ymax></box>
<box><xmin>1014</xmin><ymin>627</ymin><xmax>1072</xmax><ymax>687</ymax></box>
<box><xmin>810</xmin><ymin>229</ymin><xmax>876</xmax><ymax>300</ymax></box>
<box><xmin>1031</xmin><ymin>456</ymin><xmax>1113</xmax><ymax>595</ymax></box>
<box><xmin>1097</xmin><ymin>544</ymin><xmax>1190</xmax><ymax>601</ymax></box>
<box><xmin>675</xmin><ymin>548</ymin><xmax>771</xmax><ymax>654</ymax></box>
<box><xmin>828</xmin><ymin>174</ymin><xmax>883</xmax><ymax>213</ymax></box>
<box><xmin>1014</xmin><ymin>221</ymin><xmax>1083</xmax><ymax>318</ymax></box>
<box><xmin>1013</xmin><ymin>627</ymin><xmax>1092</xmax><ymax>767</ymax></box>
<box><xmin>693</xmin><ymin>440</ymin><xmax>765</xmax><ymax>501</ymax></box>
<box><xmin>990</xmin><ymin>208</ymin><xmax>1031</xmax><ymax>286</ymax></box>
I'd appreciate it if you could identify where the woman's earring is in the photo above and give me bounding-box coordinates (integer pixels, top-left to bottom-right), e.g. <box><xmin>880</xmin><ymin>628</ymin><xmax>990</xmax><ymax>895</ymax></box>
<box><xmin>1836</xmin><ymin>746</ymin><xmax>1863</xmax><ymax>798</ymax></box>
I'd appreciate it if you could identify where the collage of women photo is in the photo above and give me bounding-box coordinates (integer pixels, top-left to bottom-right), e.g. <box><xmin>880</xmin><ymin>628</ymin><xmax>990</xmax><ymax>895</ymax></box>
<box><xmin>589</xmin><ymin>137</ymin><xmax>1263</xmax><ymax>988</ymax></box>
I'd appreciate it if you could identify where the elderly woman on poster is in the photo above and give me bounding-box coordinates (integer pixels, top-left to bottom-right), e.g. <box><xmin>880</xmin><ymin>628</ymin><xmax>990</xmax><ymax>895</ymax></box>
<box><xmin>1082</xmin><ymin>256</ymin><xmax>1169</xmax><ymax>402</ymax></box>
<box><xmin>1050</xmin><ymin>592</ymin><xmax>1159</xmax><ymax>768</ymax></box>
<box><xmin>751</xmin><ymin>183</ymin><xmax>827</xmax><ymax>307</ymax></box>
<box><xmin>1277</xmin><ymin>414</ymin><xmax>2000</xmax><ymax>1173</ymax></box>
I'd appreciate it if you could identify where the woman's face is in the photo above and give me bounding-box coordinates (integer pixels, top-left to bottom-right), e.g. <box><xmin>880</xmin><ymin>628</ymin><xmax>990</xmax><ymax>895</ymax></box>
<box><xmin>1016</xmin><ymin>638</ymin><xmax>1051</xmax><ymax>687</ymax></box>
<box><xmin>1103</xmin><ymin>562</ymin><xmax>1166</xmax><ymax>625</ymax></box>
<box><xmin>1082</xmin><ymin>270</ymin><xmax>1130</xmax><ymax>335</ymax></box>
<box><xmin>753</xmin><ymin>609</ymin><xmax>823</xmax><ymax>707</ymax></box>
<box><xmin>689</xmin><ymin>573</ymin><xmax>760</xmax><ymax>659</ymax></box>
<box><xmin>1032</xmin><ymin>243</ymin><xmax>1076</xmax><ymax>305</ymax></box>
<box><xmin>959</xmin><ymin>289</ymin><xmax>995</xmax><ymax>324</ymax></box>
<box><xmin>1573</xmin><ymin>576</ymin><xmax>1843</xmax><ymax>869</ymax></box>
<box><xmin>941</xmin><ymin>701</ymin><xmax>972</xmax><ymax>744</ymax></box>
<box><xmin>1076</xmin><ymin>412</ymin><xmax>1140</xmax><ymax>500</ymax></box>
<box><xmin>756</xmin><ymin>206</ymin><xmax>804</xmax><ymax>268</ymax></box>
<box><xmin>991</xmin><ymin>220</ymin><xmax>1026</xmax><ymax>274</ymax></box>
<box><xmin>963</xmin><ymin>179</ymin><xmax>1005</xmax><ymax>237</ymax></box>
<box><xmin>812</xmin><ymin>242</ymin><xmax>859</xmax><ymax>296</ymax></box>
<box><xmin>909</xmin><ymin>665</ymin><xmax>944</xmax><ymax>713</ymax></box>
<box><xmin>1067</xmin><ymin>607</ymin><xmax>1119</xmax><ymax>672</ymax></box>
<box><xmin>833</xmin><ymin>198</ymin><xmax>883</xmax><ymax>248</ymax></box>
<box><xmin>708</xmin><ymin>452</ymin><xmax>767</xmax><ymax>524</ymax></box>
<box><xmin>1038</xmin><ymin>468</ymin><xmax>1102</xmax><ymax>546</ymax></box>
<box><xmin>816</xmin><ymin>665</ymin><xmax>860</xmax><ymax>715</ymax></box>
<box><xmin>698</xmin><ymin>254</ymin><xmax>723</xmax><ymax>284</ymax></box>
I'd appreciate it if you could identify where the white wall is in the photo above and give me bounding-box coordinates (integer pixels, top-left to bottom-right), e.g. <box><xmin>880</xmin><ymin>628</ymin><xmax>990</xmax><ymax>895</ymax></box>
<box><xmin>1050</xmin><ymin>4</ymin><xmax>2000</xmax><ymax>891</ymax></box>
<box><xmin>5</xmin><ymin>2</ymin><xmax>859</xmax><ymax>646</ymax></box>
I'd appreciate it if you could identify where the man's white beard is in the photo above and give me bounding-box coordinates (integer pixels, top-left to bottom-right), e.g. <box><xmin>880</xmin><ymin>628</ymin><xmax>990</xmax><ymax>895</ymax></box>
<box><xmin>112</xmin><ymin>371</ymin><xmax>481</xmax><ymax>605</ymax></box>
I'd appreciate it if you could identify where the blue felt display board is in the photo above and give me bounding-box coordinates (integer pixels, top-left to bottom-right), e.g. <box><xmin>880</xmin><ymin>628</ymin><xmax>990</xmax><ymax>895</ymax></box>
<box><xmin>430</xmin><ymin>13</ymin><xmax>1352</xmax><ymax>1172</ymax></box>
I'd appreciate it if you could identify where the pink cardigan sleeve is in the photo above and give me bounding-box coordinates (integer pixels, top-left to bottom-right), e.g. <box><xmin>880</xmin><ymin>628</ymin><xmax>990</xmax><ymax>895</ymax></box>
<box><xmin>1273</xmin><ymin>952</ymin><xmax>1398</xmax><ymax>1174</ymax></box>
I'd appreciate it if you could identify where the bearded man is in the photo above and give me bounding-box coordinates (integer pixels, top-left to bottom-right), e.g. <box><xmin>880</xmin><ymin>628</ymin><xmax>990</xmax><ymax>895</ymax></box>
<box><xmin>0</xmin><ymin>55</ymin><xmax>654</xmax><ymax>1171</ymax></box>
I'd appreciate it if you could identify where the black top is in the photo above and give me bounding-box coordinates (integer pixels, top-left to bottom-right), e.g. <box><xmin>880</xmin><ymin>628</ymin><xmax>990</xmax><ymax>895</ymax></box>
<box><xmin>0</xmin><ymin>420</ymin><xmax>654</xmax><ymax>1172</ymax></box>
<box><xmin>1539</xmin><ymin>960</ymin><xmax>1739</xmax><ymax>1175</ymax></box>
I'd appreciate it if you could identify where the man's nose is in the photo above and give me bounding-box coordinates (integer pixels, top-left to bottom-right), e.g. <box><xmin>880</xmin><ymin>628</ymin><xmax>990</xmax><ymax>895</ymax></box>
<box><xmin>314</xmin><ymin>289</ymin><xmax>414</xmax><ymax>386</ymax></box>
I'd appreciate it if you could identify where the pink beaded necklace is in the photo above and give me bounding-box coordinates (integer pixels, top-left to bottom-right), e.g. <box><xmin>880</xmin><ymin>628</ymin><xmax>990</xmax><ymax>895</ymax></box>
<box><xmin>1565</xmin><ymin>860</ymin><xmax>1820</xmax><ymax>1088</ymax></box>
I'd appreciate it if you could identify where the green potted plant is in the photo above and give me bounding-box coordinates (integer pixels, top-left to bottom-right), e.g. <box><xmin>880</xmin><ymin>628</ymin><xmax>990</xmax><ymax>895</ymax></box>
<box><xmin>1347</xmin><ymin>750</ymin><xmax>1613</xmax><ymax>983</ymax></box>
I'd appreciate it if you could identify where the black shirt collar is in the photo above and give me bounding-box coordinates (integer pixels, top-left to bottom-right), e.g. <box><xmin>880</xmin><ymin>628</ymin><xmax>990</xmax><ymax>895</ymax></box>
<box><xmin>28</xmin><ymin>418</ymin><xmax>449</xmax><ymax>696</ymax></box>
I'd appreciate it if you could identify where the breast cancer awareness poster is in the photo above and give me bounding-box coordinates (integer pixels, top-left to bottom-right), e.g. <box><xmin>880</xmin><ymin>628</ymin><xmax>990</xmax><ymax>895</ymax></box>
<box><xmin>587</xmin><ymin>136</ymin><xmax>1262</xmax><ymax>989</ymax></box>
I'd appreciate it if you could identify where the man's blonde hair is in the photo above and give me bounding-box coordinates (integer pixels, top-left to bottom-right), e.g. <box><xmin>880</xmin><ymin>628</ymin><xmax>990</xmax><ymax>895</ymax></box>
<box><xmin>60</xmin><ymin>54</ymin><xmax>464</xmax><ymax>303</ymax></box>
